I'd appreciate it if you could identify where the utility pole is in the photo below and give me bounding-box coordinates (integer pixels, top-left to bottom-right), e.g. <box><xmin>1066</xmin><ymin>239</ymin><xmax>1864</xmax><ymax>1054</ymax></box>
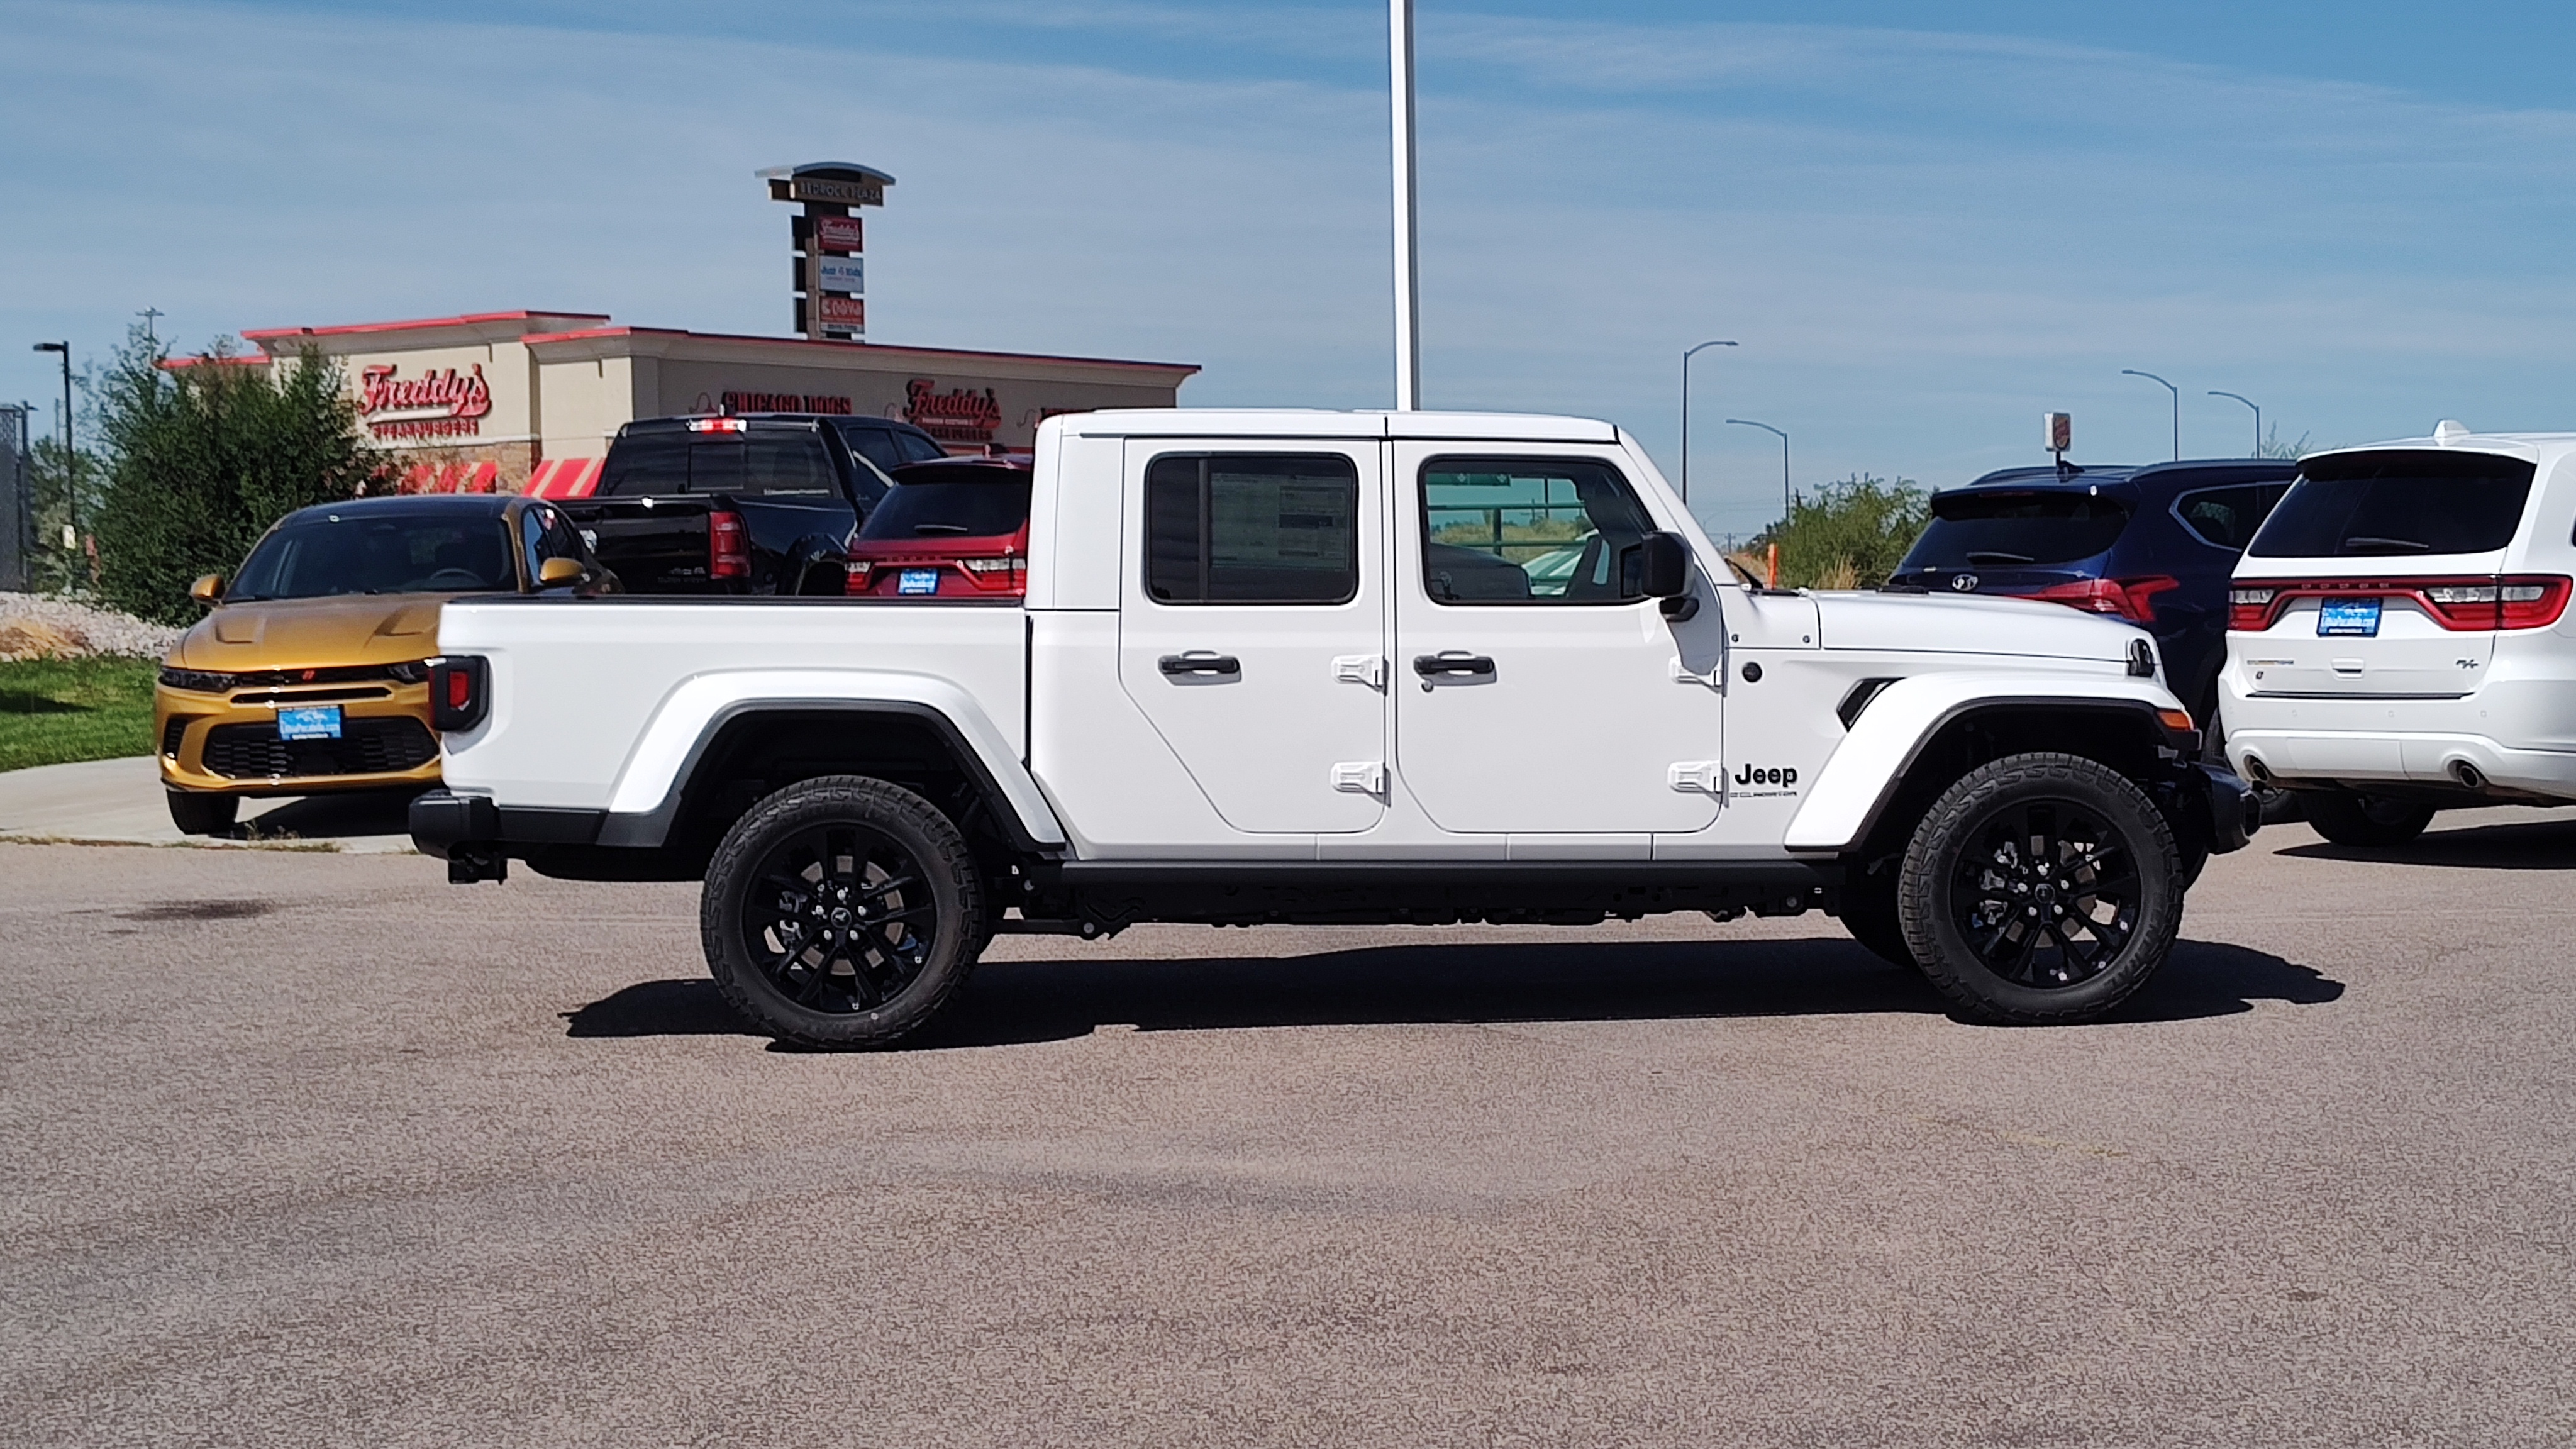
<box><xmin>136</xmin><ymin>308</ymin><xmax>164</xmax><ymax>345</ymax></box>
<box><xmin>1389</xmin><ymin>0</ymin><xmax>1421</xmax><ymax>410</ymax></box>
<box><xmin>1678</xmin><ymin>340</ymin><xmax>1736</xmax><ymax>505</ymax></box>
<box><xmin>31</xmin><ymin>342</ymin><xmax>73</xmax><ymax>543</ymax></box>
<box><xmin>2121</xmin><ymin>369</ymin><xmax>2180</xmax><ymax>460</ymax></box>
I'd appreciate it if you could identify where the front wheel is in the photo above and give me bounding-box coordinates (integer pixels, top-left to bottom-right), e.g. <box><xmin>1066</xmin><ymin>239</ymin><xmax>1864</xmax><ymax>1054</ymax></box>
<box><xmin>166</xmin><ymin>789</ymin><xmax>238</xmax><ymax>837</ymax></box>
<box><xmin>701</xmin><ymin>775</ymin><xmax>987</xmax><ymax>1048</ymax></box>
<box><xmin>1898</xmin><ymin>753</ymin><xmax>2182</xmax><ymax>1025</ymax></box>
<box><xmin>2302</xmin><ymin>792</ymin><xmax>2434</xmax><ymax>847</ymax></box>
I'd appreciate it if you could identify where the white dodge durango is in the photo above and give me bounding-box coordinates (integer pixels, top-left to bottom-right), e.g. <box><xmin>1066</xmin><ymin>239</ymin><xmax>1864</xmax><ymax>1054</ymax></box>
<box><xmin>2223</xmin><ymin>421</ymin><xmax>2576</xmax><ymax>844</ymax></box>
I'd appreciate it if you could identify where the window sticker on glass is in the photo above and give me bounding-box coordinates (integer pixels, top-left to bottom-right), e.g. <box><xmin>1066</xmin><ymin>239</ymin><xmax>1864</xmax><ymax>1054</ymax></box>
<box><xmin>2318</xmin><ymin>597</ymin><xmax>2381</xmax><ymax>636</ymax></box>
<box><xmin>898</xmin><ymin>569</ymin><xmax>942</xmax><ymax>596</ymax></box>
<box><xmin>277</xmin><ymin>704</ymin><xmax>343</xmax><ymax>740</ymax></box>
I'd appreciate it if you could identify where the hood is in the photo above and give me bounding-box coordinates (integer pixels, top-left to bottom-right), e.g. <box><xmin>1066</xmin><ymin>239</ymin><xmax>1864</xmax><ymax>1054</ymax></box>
<box><xmin>1811</xmin><ymin>589</ymin><xmax>2144</xmax><ymax>664</ymax></box>
<box><xmin>174</xmin><ymin>594</ymin><xmax>450</xmax><ymax>670</ymax></box>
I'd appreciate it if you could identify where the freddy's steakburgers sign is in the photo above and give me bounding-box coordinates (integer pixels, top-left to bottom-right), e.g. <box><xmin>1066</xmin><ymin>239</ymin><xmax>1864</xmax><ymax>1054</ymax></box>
<box><xmin>360</xmin><ymin>364</ymin><xmax>492</xmax><ymax>439</ymax></box>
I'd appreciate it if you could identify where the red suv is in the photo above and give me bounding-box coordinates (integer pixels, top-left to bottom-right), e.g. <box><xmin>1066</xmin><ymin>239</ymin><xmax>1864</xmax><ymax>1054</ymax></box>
<box><xmin>844</xmin><ymin>458</ymin><xmax>1033</xmax><ymax>598</ymax></box>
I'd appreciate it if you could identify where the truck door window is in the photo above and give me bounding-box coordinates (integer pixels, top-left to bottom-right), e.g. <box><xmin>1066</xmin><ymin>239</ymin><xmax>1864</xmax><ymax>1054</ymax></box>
<box><xmin>1419</xmin><ymin>457</ymin><xmax>1655</xmax><ymax>604</ymax></box>
<box><xmin>1143</xmin><ymin>453</ymin><xmax>1359</xmax><ymax>604</ymax></box>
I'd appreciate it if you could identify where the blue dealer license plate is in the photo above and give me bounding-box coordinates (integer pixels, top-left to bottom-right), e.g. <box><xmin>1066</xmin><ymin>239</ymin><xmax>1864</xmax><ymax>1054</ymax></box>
<box><xmin>276</xmin><ymin>704</ymin><xmax>343</xmax><ymax>740</ymax></box>
<box><xmin>897</xmin><ymin>569</ymin><xmax>941</xmax><ymax>596</ymax></box>
<box><xmin>2318</xmin><ymin>597</ymin><xmax>2381</xmax><ymax>636</ymax></box>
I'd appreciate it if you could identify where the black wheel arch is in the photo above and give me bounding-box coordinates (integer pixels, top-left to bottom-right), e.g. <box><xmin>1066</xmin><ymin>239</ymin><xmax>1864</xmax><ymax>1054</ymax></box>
<box><xmin>1847</xmin><ymin>699</ymin><xmax>2201</xmax><ymax>869</ymax></box>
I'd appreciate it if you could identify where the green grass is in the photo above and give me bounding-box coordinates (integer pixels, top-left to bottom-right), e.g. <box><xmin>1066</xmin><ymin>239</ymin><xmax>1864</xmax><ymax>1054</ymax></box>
<box><xmin>0</xmin><ymin>657</ymin><xmax>161</xmax><ymax>772</ymax></box>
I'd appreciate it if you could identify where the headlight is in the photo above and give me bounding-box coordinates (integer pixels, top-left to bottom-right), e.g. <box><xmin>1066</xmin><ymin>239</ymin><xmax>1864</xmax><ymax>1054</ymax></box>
<box><xmin>384</xmin><ymin>660</ymin><xmax>431</xmax><ymax>683</ymax></box>
<box><xmin>157</xmin><ymin>667</ymin><xmax>236</xmax><ymax>692</ymax></box>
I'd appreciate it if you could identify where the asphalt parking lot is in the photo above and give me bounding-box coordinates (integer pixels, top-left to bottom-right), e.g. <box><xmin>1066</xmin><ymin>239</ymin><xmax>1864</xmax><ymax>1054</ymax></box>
<box><xmin>6</xmin><ymin>811</ymin><xmax>2574</xmax><ymax>1448</ymax></box>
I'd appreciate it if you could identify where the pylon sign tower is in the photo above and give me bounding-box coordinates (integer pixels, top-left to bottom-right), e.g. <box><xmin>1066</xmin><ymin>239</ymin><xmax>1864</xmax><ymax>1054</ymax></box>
<box><xmin>759</xmin><ymin>162</ymin><xmax>893</xmax><ymax>343</ymax></box>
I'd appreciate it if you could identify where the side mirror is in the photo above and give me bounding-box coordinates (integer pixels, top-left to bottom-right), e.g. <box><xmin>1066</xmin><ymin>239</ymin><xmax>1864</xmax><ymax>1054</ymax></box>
<box><xmin>1638</xmin><ymin>531</ymin><xmax>1689</xmax><ymax>598</ymax></box>
<box><xmin>189</xmin><ymin>574</ymin><xmax>225</xmax><ymax>606</ymax></box>
<box><xmin>536</xmin><ymin>557</ymin><xmax>586</xmax><ymax>589</ymax></box>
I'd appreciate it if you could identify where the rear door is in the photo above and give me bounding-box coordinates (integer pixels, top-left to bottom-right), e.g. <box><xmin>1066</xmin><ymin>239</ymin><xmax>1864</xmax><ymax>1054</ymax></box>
<box><xmin>1116</xmin><ymin>441</ymin><xmax>1388</xmax><ymax>833</ymax></box>
<box><xmin>2233</xmin><ymin>449</ymin><xmax>2535</xmax><ymax>697</ymax></box>
<box><xmin>1390</xmin><ymin>445</ymin><xmax>1721</xmax><ymax>835</ymax></box>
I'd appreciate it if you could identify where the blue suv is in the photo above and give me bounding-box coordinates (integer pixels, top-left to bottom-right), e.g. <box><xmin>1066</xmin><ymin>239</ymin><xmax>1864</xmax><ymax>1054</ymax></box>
<box><xmin>1887</xmin><ymin>460</ymin><xmax>2298</xmax><ymax>736</ymax></box>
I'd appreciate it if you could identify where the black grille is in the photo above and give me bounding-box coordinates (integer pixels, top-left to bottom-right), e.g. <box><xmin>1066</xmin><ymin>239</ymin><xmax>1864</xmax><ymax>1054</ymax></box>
<box><xmin>160</xmin><ymin>716</ymin><xmax>195</xmax><ymax>758</ymax></box>
<box><xmin>202</xmin><ymin>716</ymin><xmax>438</xmax><ymax>780</ymax></box>
<box><xmin>230</xmin><ymin>663</ymin><xmax>414</xmax><ymax>689</ymax></box>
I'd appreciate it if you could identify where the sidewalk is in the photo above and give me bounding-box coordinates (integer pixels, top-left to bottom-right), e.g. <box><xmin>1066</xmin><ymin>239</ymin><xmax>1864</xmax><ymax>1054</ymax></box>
<box><xmin>0</xmin><ymin>756</ymin><xmax>416</xmax><ymax>853</ymax></box>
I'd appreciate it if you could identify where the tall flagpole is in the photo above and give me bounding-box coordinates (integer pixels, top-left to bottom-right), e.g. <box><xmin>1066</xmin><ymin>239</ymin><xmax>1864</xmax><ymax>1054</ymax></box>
<box><xmin>1390</xmin><ymin>0</ymin><xmax>1421</xmax><ymax>411</ymax></box>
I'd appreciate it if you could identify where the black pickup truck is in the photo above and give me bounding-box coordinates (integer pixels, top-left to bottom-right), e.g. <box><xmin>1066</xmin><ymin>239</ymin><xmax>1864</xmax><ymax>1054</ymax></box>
<box><xmin>561</xmin><ymin>414</ymin><xmax>950</xmax><ymax>595</ymax></box>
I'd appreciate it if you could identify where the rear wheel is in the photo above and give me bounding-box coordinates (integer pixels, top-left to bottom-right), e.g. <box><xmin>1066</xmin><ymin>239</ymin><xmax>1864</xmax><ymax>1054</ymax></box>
<box><xmin>2302</xmin><ymin>791</ymin><xmax>2434</xmax><ymax>847</ymax></box>
<box><xmin>702</xmin><ymin>775</ymin><xmax>986</xmax><ymax>1048</ymax></box>
<box><xmin>165</xmin><ymin>789</ymin><xmax>238</xmax><ymax>837</ymax></box>
<box><xmin>1898</xmin><ymin>753</ymin><xmax>2182</xmax><ymax>1025</ymax></box>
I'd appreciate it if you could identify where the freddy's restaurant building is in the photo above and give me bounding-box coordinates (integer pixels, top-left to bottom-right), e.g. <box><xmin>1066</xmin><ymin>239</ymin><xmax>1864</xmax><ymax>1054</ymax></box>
<box><xmin>234</xmin><ymin>311</ymin><xmax>1199</xmax><ymax>497</ymax></box>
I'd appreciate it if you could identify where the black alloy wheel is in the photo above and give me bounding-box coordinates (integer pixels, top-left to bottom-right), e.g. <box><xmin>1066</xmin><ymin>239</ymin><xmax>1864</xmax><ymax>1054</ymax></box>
<box><xmin>1899</xmin><ymin>753</ymin><xmax>2182</xmax><ymax>1024</ymax></box>
<box><xmin>743</xmin><ymin>822</ymin><xmax>936</xmax><ymax>1013</ymax></box>
<box><xmin>1948</xmin><ymin>799</ymin><xmax>2136</xmax><ymax>988</ymax></box>
<box><xmin>702</xmin><ymin>775</ymin><xmax>985</xmax><ymax>1048</ymax></box>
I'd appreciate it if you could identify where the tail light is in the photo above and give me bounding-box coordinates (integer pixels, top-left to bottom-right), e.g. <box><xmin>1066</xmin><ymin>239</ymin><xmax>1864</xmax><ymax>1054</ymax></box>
<box><xmin>427</xmin><ymin>655</ymin><xmax>488</xmax><ymax>732</ymax></box>
<box><xmin>2230</xmin><ymin>576</ymin><xmax>2572</xmax><ymax>632</ymax></box>
<box><xmin>844</xmin><ymin>560</ymin><xmax>874</xmax><ymax>594</ymax></box>
<box><xmin>2024</xmin><ymin>575</ymin><xmax>2180</xmax><ymax>624</ymax></box>
<box><xmin>955</xmin><ymin>553</ymin><xmax>1028</xmax><ymax>591</ymax></box>
<box><xmin>686</xmin><ymin>418</ymin><xmax>748</xmax><ymax>433</ymax></box>
<box><xmin>708</xmin><ymin>510</ymin><xmax>751</xmax><ymax>580</ymax></box>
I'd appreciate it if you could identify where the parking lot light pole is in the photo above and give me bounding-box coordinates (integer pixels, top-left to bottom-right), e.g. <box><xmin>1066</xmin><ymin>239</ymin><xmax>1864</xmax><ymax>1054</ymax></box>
<box><xmin>1678</xmin><ymin>339</ymin><xmax>1736</xmax><ymax>504</ymax></box>
<box><xmin>2209</xmin><ymin>390</ymin><xmax>2260</xmax><ymax>457</ymax></box>
<box><xmin>2122</xmin><ymin>369</ymin><xmax>2180</xmax><ymax>460</ymax></box>
<box><xmin>1726</xmin><ymin>418</ymin><xmax>1790</xmax><ymax>524</ymax></box>
<box><xmin>32</xmin><ymin>342</ymin><xmax>72</xmax><ymax>540</ymax></box>
<box><xmin>1389</xmin><ymin>0</ymin><xmax>1421</xmax><ymax>411</ymax></box>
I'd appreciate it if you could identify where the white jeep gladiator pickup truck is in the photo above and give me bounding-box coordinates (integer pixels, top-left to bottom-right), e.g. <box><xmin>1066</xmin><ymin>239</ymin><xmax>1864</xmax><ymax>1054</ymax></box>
<box><xmin>411</xmin><ymin>409</ymin><xmax>2256</xmax><ymax>1046</ymax></box>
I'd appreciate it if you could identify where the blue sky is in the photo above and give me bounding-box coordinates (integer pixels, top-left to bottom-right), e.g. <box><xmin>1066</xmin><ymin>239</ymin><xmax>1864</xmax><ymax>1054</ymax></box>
<box><xmin>7</xmin><ymin>1</ymin><xmax>2576</xmax><ymax>537</ymax></box>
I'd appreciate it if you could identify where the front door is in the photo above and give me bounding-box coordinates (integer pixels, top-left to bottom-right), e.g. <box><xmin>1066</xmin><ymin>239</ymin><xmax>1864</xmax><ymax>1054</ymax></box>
<box><xmin>1392</xmin><ymin>445</ymin><xmax>1722</xmax><ymax>835</ymax></box>
<box><xmin>1117</xmin><ymin>441</ymin><xmax>1389</xmax><ymax>833</ymax></box>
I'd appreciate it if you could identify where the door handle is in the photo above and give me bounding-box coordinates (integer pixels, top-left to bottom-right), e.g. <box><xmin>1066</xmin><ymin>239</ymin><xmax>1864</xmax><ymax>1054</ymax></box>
<box><xmin>1412</xmin><ymin>653</ymin><xmax>1495</xmax><ymax>677</ymax></box>
<box><xmin>1159</xmin><ymin>652</ymin><xmax>1241</xmax><ymax>677</ymax></box>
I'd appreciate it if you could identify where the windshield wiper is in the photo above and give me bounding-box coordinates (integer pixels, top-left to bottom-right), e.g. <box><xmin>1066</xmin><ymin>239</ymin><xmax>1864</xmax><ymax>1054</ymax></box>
<box><xmin>1964</xmin><ymin>551</ymin><xmax>2034</xmax><ymax>565</ymax></box>
<box><xmin>2343</xmin><ymin>536</ymin><xmax>2429</xmax><ymax>552</ymax></box>
<box><xmin>911</xmin><ymin>523</ymin><xmax>971</xmax><ymax>535</ymax></box>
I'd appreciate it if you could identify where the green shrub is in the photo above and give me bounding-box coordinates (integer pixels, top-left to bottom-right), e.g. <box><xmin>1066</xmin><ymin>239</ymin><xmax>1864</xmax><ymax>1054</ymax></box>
<box><xmin>1763</xmin><ymin>474</ymin><xmax>1929</xmax><ymax>589</ymax></box>
<box><xmin>88</xmin><ymin>331</ymin><xmax>381</xmax><ymax>625</ymax></box>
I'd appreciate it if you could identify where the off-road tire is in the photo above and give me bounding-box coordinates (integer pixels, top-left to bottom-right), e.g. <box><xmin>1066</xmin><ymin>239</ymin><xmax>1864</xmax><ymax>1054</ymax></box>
<box><xmin>166</xmin><ymin>789</ymin><xmax>238</xmax><ymax>837</ymax></box>
<box><xmin>702</xmin><ymin>775</ymin><xmax>986</xmax><ymax>1049</ymax></box>
<box><xmin>1897</xmin><ymin>752</ymin><xmax>2182</xmax><ymax>1025</ymax></box>
<box><xmin>1836</xmin><ymin>863</ymin><xmax>1918</xmax><ymax>969</ymax></box>
<box><xmin>2302</xmin><ymin>792</ymin><xmax>2434</xmax><ymax>847</ymax></box>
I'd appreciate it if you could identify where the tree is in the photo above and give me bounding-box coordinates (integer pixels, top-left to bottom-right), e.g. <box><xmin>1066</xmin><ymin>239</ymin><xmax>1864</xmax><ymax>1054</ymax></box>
<box><xmin>87</xmin><ymin>329</ymin><xmax>382</xmax><ymax>623</ymax></box>
<box><xmin>1763</xmin><ymin>474</ymin><xmax>1929</xmax><ymax>589</ymax></box>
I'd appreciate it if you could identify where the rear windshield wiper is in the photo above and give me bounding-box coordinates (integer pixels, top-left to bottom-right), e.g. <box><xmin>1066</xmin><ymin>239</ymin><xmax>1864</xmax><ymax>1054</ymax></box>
<box><xmin>1964</xmin><ymin>551</ymin><xmax>2033</xmax><ymax>565</ymax></box>
<box><xmin>911</xmin><ymin>523</ymin><xmax>971</xmax><ymax>535</ymax></box>
<box><xmin>2343</xmin><ymin>536</ymin><xmax>2429</xmax><ymax>552</ymax></box>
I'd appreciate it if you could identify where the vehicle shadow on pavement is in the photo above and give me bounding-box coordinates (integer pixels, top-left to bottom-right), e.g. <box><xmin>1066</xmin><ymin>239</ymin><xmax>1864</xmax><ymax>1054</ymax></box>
<box><xmin>2279</xmin><ymin>816</ymin><xmax>2576</xmax><ymax>870</ymax></box>
<box><xmin>235</xmin><ymin>789</ymin><xmax>418</xmax><ymax>843</ymax></box>
<box><xmin>562</xmin><ymin>936</ymin><xmax>2340</xmax><ymax>1049</ymax></box>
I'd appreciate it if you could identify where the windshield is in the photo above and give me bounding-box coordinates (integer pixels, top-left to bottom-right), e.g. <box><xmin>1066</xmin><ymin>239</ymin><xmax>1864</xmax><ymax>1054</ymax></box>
<box><xmin>858</xmin><ymin>476</ymin><xmax>1031</xmax><ymax>540</ymax></box>
<box><xmin>2248</xmin><ymin>449</ymin><xmax>2536</xmax><ymax>558</ymax></box>
<box><xmin>1902</xmin><ymin>491</ymin><xmax>2130</xmax><ymax>569</ymax></box>
<box><xmin>228</xmin><ymin>512</ymin><xmax>517</xmax><ymax>600</ymax></box>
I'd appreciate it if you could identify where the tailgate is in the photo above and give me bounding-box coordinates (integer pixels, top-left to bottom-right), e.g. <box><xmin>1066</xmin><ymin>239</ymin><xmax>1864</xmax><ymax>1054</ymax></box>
<box><xmin>563</xmin><ymin>498</ymin><xmax>713</xmax><ymax>593</ymax></box>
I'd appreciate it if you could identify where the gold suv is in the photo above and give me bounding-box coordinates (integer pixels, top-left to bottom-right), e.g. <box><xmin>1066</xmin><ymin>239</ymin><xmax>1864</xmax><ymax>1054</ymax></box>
<box><xmin>157</xmin><ymin>494</ymin><xmax>613</xmax><ymax>835</ymax></box>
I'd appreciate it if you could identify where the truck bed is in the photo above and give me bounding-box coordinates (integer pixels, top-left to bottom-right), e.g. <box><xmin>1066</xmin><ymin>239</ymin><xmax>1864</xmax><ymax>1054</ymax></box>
<box><xmin>435</xmin><ymin>596</ymin><xmax>1028</xmax><ymax>814</ymax></box>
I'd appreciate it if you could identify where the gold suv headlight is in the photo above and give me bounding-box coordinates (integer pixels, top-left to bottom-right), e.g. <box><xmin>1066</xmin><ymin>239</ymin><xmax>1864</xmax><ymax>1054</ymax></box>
<box><xmin>158</xmin><ymin>667</ymin><xmax>238</xmax><ymax>693</ymax></box>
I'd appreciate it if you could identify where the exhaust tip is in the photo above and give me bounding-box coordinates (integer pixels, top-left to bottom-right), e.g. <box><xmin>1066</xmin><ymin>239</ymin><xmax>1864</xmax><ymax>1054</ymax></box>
<box><xmin>2243</xmin><ymin>755</ymin><xmax>2273</xmax><ymax>786</ymax></box>
<box><xmin>2451</xmin><ymin>760</ymin><xmax>2487</xmax><ymax>790</ymax></box>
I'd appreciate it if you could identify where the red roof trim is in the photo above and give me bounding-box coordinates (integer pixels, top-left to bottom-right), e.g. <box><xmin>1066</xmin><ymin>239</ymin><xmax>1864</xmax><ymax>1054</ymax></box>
<box><xmin>242</xmin><ymin>309</ymin><xmax>611</xmax><ymax>342</ymax></box>
<box><xmin>521</xmin><ymin>325</ymin><xmax>1199</xmax><ymax>375</ymax></box>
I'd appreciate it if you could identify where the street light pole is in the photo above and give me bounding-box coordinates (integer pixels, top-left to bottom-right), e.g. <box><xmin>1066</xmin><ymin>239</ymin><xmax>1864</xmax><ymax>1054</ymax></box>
<box><xmin>2209</xmin><ymin>391</ymin><xmax>2260</xmax><ymax>457</ymax></box>
<box><xmin>2121</xmin><ymin>369</ymin><xmax>2180</xmax><ymax>460</ymax></box>
<box><xmin>1726</xmin><ymin>418</ymin><xmax>1790</xmax><ymax>524</ymax></box>
<box><xmin>1678</xmin><ymin>339</ymin><xmax>1736</xmax><ymax>505</ymax></box>
<box><xmin>32</xmin><ymin>342</ymin><xmax>72</xmax><ymax>543</ymax></box>
<box><xmin>1388</xmin><ymin>0</ymin><xmax>1421</xmax><ymax>411</ymax></box>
